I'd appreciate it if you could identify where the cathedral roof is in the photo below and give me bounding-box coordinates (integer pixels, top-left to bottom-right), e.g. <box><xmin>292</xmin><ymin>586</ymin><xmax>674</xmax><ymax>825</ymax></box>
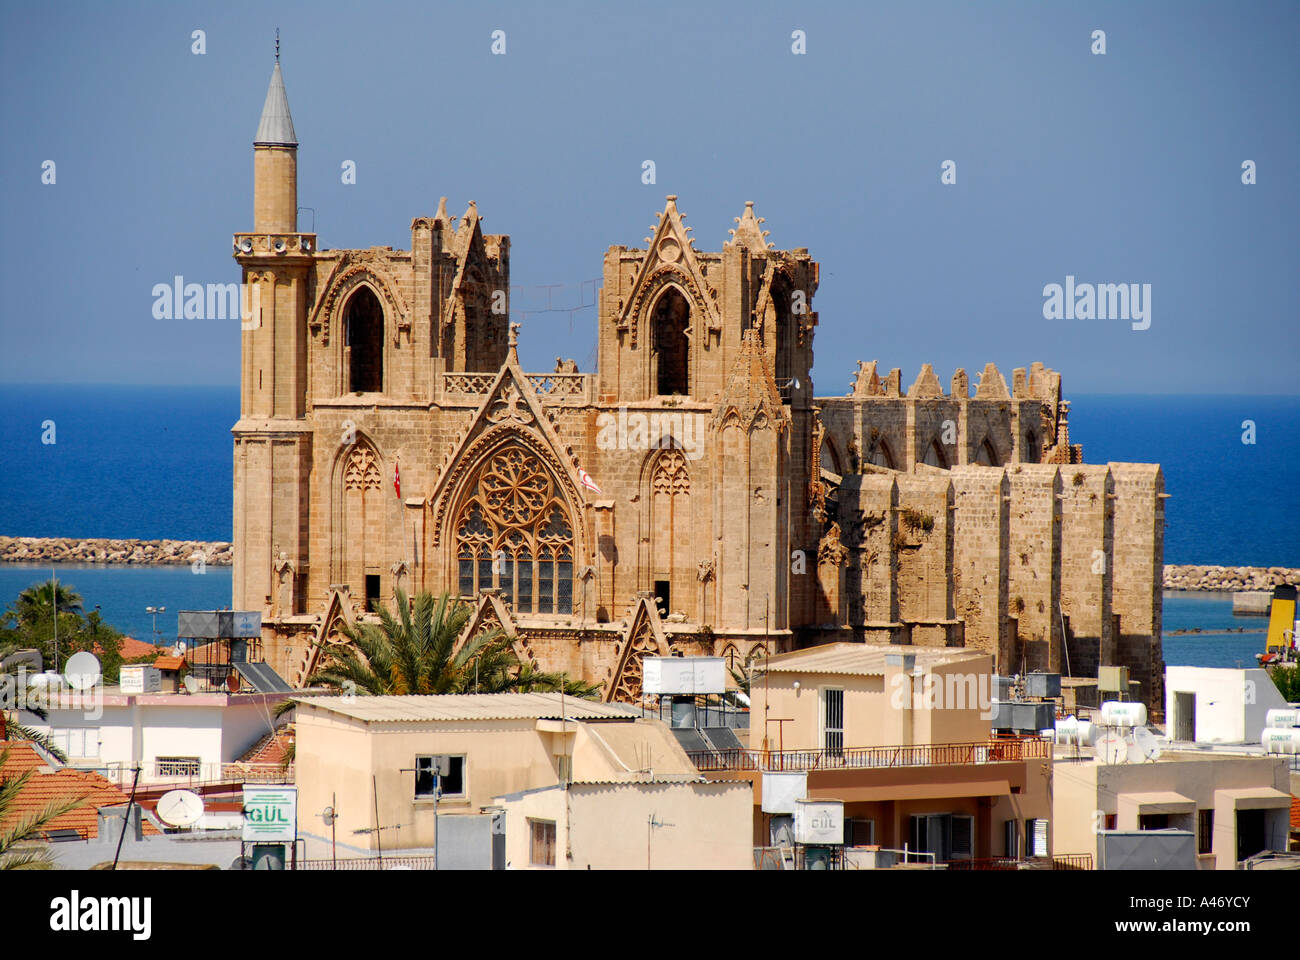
<box><xmin>254</xmin><ymin>61</ymin><xmax>298</xmax><ymax>146</ymax></box>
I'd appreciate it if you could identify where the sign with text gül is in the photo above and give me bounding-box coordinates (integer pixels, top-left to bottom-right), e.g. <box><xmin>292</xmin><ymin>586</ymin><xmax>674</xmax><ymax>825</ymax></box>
<box><xmin>242</xmin><ymin>785</ymin><xmax>298</xmax><ymax>843</ymax></box>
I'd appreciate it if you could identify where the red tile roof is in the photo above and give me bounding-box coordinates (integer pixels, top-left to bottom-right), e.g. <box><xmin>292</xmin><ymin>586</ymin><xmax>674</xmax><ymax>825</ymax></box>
<box><xmin>0</xmin><ymin>741</ymin><xmax>160</xmax><ymax>840</ymax></box>
<box><xmin>238</xmin><ymin>726</ymin><xmax>295</xmax><ymax>766</ymax></box>
<box><xmin>153</xmin><ymin>655</ymin><xmax>187</xmax><ymax>671</ymax></box>
<box><xmin>101</xmin><ymin>636</ymin><xmax>159</xmax><ymax>661</ymax></box>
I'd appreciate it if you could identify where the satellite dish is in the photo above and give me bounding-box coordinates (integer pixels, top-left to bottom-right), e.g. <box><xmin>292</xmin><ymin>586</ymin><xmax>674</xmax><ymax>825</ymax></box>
<box><xmin>1133</xmin><ymin>726</ymin><xmax>1162</xmax><ymax>762</ymax></box>
<box><xmin>156</xmin><ymin>789</ymin><xmax>205</xmax><ymax>827</ymax></box>
<box><xmin>321</xmin><ymin>806</ymin><xmax>337</xmax><ymax>827</ymax></box>
<box><xmin>182</xmin><ymin>675</ymin><xmax>201</xmax><ymax>693</ymax></box>
<box><xmin>1095</xmin><ymin>732</ymin><xmax>1127</xmax><ymax>764</ymax></box>
<box><xmin>63</xmin><ymin>651</ymin><xmax>102</xmax><ymax>690</ymax></box>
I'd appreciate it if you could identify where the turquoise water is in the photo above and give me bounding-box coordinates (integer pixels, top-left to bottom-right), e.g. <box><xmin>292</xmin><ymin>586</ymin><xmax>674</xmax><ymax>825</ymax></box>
<box><xmin>1161</xmin><ymin>590</ymin><xmax>1269</xmax><ymax>668</ymax></box>
<box><xmin>0</xmin><ymin>563</ymin><xmax>232</xmax><ymax>644</ymax></box>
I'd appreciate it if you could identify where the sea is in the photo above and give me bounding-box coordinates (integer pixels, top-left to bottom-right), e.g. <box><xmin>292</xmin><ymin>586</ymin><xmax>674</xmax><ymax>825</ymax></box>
<box><xmin>0</xmin><ymin>385</ymin><xmax>1296</xmax><ymax>651</ymax></box>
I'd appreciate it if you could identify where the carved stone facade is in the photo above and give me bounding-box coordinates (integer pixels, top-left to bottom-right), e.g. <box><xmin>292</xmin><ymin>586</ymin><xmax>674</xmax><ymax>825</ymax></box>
<box><xmin>232</xmin><ymin>56</ymin><xmax>1164</xmax><ymax>711</ymax></box>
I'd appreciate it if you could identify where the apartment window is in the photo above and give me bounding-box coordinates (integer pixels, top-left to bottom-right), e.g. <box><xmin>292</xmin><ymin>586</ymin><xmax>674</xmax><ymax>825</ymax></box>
<box><xmin>950</xmin><ymin>815</ymin><xmax>974</xmax><ymax>860</ymax></box>
<box><xmin>1025</xmin><ymin>818</ymin><xmax>1048</xmax><ymax>857</ymax></box>
<box><xmin>845</xmin><ymin>818</ymin><xmax>875</xmax><ymax>846</ymax></box>
<box><xmin>823</xmin><ymin>688</ymin><xmax>844</xmax><ymax>756</ymax></box>
<box><xmin>156</xmin><ymin>757</ymin><xmax>201</xmax><ymax>777</ymax></box>
<box><xmin>1139</xmin><ymin>813</ymin><xmax>1169</xmax><ymax>831</ymax></box>
<box><xmin>1104</xmin><ymin>814</ymin><xmax>1117</xmax><ymax>831</ymax></box>
<box><xmin>415</xmin><ymin>755</ymin><xmax>465</xmax><ymax>799</ymax></box>
<box><xmin>1198</xmin><ymin>809</ymin><xmax>1214</xmax><ymax>855</ymax></box>
<box><xmin>1004</xmin><ymin>820</ymin><xmax>1020</xmax><ymax>858</ymax></box>
<box><xmin>50</xmin><ymin>727</ymin><xmax>99</xmax><ymax>758</ymax></box>
<box><xmin>529</xmin><ymin>818</ymin><xmax>557</xmax><ymax>867</ymax></box>
<box><xmin>909</xmin><ymin>814</ymin><xmax>951</xmax><ymax>862</ymax></box>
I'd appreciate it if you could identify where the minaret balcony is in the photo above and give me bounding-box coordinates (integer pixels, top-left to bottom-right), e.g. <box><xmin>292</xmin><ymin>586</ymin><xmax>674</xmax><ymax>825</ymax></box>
<box><xmin>232</xmin><ymin>232</ymin><xmax>318</xmax><ymax>259</ymax></box>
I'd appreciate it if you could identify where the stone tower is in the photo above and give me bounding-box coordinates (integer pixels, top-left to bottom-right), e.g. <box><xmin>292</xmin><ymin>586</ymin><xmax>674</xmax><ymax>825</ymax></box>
<box><xmin>231</xmin><ymin>49</ymin><xmax>316</xmax><ymax>614</ymax></box>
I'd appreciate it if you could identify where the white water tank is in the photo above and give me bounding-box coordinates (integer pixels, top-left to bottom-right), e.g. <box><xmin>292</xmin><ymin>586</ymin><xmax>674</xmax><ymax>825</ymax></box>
<box><xmin>1055</xmin><ymin>716</ymin><xmax>1096</xmax><ymax>746</ymax></box>
<box><xmin>27</xmin><ymin>671</ymin><xmax>65</xmax><ymax>690</ymax></box>
<box><xmin>1262</xmin><ymin>728</ymin><xmax>1300</xmax><ymax>754</ymax></box>
<box><xmin>1264</xmin><ymin>708</ymin><xmax>1300</xmax><ymax>729</ymax></box>
<box><xmin>1100</xmin><ymin>701</ymin><xmax>1147</xmax><ymax>728</ymax></box>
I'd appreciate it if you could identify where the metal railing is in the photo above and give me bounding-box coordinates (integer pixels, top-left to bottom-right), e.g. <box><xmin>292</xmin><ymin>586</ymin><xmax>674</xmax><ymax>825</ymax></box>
<box><xmin>296</xmin><ymin>855</ymin><xmax>438</xmax><ymax>871</ymax></box>
<box><xmin>687</xmin><ymin>737</ymin><xmax>1052</xmax><ymax>772</ymax></box>
<box><xmin>101</xmin><ymin>761</ymin><xmax>292</xmax><ymax>788</ymax></box>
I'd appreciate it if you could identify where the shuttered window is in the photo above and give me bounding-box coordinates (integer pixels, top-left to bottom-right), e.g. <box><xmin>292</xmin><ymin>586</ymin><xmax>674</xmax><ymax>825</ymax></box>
<box><xmin>823</xmin><ymin>688</ymin><xmax>844</xmax><ymax>756</ymax></box>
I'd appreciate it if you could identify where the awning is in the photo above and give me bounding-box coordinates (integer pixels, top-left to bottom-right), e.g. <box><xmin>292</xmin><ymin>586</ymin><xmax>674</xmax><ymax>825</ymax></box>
<box><xmin>1215</xmin><ymin>787</ymin><xmax>1292</xmax><ymax>810</ymax></box>
<box><xmin>1118</xmin><ymin>791</ymin><xmax>1196</xmax><ymax>814</ymax></box>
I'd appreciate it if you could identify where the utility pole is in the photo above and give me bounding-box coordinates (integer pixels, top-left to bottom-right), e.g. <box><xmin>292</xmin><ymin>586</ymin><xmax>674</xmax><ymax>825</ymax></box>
<box><xmin>112</xmin><ymin>764</ymin><xmax>142</xmax><ymax>870</ymax></box>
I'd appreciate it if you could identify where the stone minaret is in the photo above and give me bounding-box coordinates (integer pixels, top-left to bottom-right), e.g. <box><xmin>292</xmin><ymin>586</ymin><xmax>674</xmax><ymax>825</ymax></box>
<box><xmin>252</xmin><ymin>49</ymin><xmax>297</xmax><ymax>233</ymax></box>
<box><xmin>232</xmin><ymin>41</ymin><xmax>315</xmax><ymax>616</ymax></box>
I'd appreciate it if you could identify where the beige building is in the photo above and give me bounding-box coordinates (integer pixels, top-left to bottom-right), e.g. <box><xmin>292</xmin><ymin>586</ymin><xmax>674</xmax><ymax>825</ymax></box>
<box><xmin>747</xmin><ymin>643</ymin><xmax>995</xmax><ymax>752</ymax></box>
<box><xmin>233</xmin><ymin>48</ymin><xmax>1164</xmax><ymax>713</ymax></box>
<box><xmin>1052</xmin><ymin>751</ymin><xmax>1292</xmax><ymax>869</ymax></box>
<box><xmin>291</xmin><ymin>692</ymin><xmax>708</xmax><ymax>857</ymax></box>
<box><xmin>494</xmin><ymin>779</ymin><xmax>752</xmax><ymax>870</ymax></box>
<box><xmin>699</xmin><ymin>643</ymin><xmax>1056</xmax><ymax>863</ymax></box>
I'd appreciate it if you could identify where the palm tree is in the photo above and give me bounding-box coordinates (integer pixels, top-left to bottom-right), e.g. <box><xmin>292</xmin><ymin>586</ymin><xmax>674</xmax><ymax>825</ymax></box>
<box><xmin>307</xmin><ymin>589</ymin><xmax>597</xmax><ymax>698</ymax></box>
<box><xmin>0</xmin><ymin>744</ymin><xmax>90</xmax><ymax>869</ymax></box>
<box><xmin>15</xmin><ymin>580</ymin><xmax>84</xmax><ymax>623</ymax></box>
<box><xmin>0</xmin><ymin>643</ymin><xmax>67</xmax><ymax>763</ymax></box>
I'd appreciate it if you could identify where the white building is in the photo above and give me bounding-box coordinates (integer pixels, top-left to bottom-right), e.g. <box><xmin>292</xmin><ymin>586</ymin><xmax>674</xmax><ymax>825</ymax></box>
<box><xmin>18</xmin><ymin>686</ymin><xmax>284</xmax><ymax>785</ymax></box>
<box><xmin>1164</xmin><ymin>666</ymin><xmax>1291</xmax><ymax>744</ymax></box>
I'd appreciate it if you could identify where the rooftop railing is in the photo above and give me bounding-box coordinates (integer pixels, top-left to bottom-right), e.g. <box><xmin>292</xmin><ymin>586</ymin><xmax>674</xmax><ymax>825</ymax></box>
<box><xmin>686</xmin><ymin>737</ymin><xmax>1053</xmax><ymax>772</ymax></box>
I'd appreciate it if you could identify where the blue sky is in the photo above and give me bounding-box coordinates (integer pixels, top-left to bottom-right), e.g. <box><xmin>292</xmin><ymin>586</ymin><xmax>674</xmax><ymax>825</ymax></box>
<box><xmin>2</xmin><ymin>0</ymin><xmax>1296</xmax><ymax>393</ymax></box>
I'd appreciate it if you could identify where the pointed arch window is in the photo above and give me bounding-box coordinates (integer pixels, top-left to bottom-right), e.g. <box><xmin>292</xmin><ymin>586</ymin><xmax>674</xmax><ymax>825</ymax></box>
<box><xmin>651</xmin><ymin>286</ymin><xmax>690</xmax><ymax>396</ymax></box>
<box><xmin>454</xmin><ymin>446</ymin><xmax>575</xmax><ymax>614</ymax></box>
<box><xmin>976</xmin><ymin>438</ymin><xmax>1000</xmax><ymax>467</ymax></box>
<box><xmin>923</xmin><ymin>440</ymin><xmax>948</xmax><ymax>469</ymax></box>
<box><xmin>345</xmin><ymin>286</ymin><xmax>384</xmax><ymax>393</ymax></box>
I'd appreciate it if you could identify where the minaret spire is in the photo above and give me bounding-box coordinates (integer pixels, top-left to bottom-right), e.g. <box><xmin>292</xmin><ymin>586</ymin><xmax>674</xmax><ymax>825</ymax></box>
<box><xmin>255</xmin><ymin>36</ymin><xmax>297</xmax><ymax>147</ymax></box>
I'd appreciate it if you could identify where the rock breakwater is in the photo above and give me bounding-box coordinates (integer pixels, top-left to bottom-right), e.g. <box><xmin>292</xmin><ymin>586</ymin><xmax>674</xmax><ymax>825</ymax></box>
<box><xmin>1162</xmin><ymin>564</ymin><xmax>1298</xmax><ymax>592</ymax></box>
<box><xmin>0</xmin><ymin>536</ymin><xmax>232</xmax><ymax>566</ymax></box>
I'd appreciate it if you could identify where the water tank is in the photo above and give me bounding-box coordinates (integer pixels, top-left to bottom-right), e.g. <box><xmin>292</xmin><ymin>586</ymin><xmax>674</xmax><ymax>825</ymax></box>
<box><xmin>1026</xmin><ymin>672</ymin><xmax>1061</xmax><ymax>698</ymax></box>
<box><xmin>1100</xmin><ymin>701</ymin><xmax>1147</xmax><ymax>727</ymax></box>
<box><xmin>1264</xmin><ymin>708</ymin><xmax>1300</xmax><ymax>729</ymax></box>
<box><xmin>992</xmin><ymin>676</ymin><xmax>1015</xmax><ymax>701</ymax></box>
<box><xmin>1055</xmin><ymin>716</ymin><xmax>1096</xmax><ymax>746</ymax></box>
<box><xmin>1262</xmin><ymin>728</ymin><xmax>1300</xmax><ymax>754</ymax></box>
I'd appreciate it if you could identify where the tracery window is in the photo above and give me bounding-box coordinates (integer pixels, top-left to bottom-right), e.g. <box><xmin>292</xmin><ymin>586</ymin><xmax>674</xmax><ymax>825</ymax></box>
<box><xmin>454</xmin><ymin>446</ymin><xmax>575</xmax><ymax>614</ymax></box>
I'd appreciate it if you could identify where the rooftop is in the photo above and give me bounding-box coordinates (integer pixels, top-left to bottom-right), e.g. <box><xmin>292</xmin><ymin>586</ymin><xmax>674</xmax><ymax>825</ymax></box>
<box><xmin>755</xmin><ymin>642</ymin><xmax>988</xmax><ymax>678</ymax></box>
<box><xmin>293</xmin><ymin>692</ymin><xmax>642</xmax><ymax>724</ymax></box>
<box><xmin>0</xmin><ymin>741</ymin><xmax>160</xmax><ymax>840</ymax></box>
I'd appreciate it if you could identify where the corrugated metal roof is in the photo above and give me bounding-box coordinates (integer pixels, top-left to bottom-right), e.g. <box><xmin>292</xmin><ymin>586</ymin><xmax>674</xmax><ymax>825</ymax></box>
<box><xmin>254</xmin><ymin>62</ymin><xmax>297</xmax><ymax>146</ymax></box>
<box><xmin>292</xmin><ymin>693</ymin><xmax>640</xmax><ymax>723</ymax></box>
<box><xmin>756</xmin><ymin>642</ymin><xmax>987</xmax><ymax>677</ymax></box>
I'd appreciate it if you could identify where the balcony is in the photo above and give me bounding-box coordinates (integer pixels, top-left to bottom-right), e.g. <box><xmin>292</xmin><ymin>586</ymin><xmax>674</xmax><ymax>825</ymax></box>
<box><xmin>686</xmin><ymin>737</ymin><xmax>1053</xmax><ymax>772</ymax></box>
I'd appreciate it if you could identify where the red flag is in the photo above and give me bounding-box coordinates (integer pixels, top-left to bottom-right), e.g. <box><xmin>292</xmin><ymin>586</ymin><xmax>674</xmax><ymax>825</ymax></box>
<box><xmin>394</xmin><ymin>460</ymin><xmax>401</xmax><ymax>498</ymax></box>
